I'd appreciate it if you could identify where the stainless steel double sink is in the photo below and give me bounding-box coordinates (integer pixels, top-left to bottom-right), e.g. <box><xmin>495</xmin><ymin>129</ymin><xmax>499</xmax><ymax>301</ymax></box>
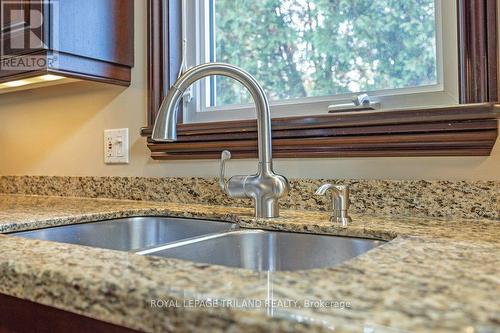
<box><xmin>12</xmin><ymin>217</ymin><xmax>384</xmax><ymax>272</ymax></box>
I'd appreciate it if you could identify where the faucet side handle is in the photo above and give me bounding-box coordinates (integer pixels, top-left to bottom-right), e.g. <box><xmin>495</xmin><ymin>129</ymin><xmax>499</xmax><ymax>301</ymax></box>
<box><xmin>315</xmin><ymin>183</ymin><xmax>352</xmax><ymax>226</ymax></box>
<box><xmin>219</xmin><ymin>150</ymin><xmax>232</xmax><ymax>193</ymax></box>
<box><xmin>218</xmin><ymin>150</ymin><xmax>248</xmax><ymax>199</ymax></box>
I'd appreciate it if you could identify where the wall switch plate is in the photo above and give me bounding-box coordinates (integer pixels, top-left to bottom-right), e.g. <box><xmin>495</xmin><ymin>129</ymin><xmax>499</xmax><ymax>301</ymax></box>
<box><xmin>104</xmin><ymin>128</ymin><xmax>129</xmax><ymax>164</ymax></box>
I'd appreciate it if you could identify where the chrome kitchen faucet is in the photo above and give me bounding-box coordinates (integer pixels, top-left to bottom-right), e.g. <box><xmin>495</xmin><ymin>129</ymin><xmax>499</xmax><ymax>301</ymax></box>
<box><xmin>152</xmin><ymin>63</ymin><xmax>289</xmax><ymax>218</ymax></box>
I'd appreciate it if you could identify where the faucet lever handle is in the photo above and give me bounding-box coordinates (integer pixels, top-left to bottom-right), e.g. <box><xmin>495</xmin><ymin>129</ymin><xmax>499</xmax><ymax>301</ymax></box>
<box><xmin>219</xmin><ymin>150</ymin><xmax>232</xmax><ymax>193</ymax></box>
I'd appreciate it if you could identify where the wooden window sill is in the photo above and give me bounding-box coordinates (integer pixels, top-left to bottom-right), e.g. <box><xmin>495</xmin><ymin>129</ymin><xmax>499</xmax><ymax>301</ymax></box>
<box><xmin>140</xmin><ymin>103</ymin><xmax>499</xmax><ymax>160</ymax></box>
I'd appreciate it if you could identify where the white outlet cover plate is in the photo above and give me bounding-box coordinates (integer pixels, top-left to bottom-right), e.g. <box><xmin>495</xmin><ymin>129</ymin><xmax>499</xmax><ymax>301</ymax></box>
<box><xmin>104</xmin><ymin>128</ymin><xmax>129</xmax><ymax>164</ymax></box>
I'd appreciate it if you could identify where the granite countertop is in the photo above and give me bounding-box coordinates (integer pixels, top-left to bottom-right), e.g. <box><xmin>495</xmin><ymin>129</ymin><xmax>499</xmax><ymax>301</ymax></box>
<box><xmin>0</xmin><ymin>194</ymin><xmax>499</xmax><ymax>332</ymax></box>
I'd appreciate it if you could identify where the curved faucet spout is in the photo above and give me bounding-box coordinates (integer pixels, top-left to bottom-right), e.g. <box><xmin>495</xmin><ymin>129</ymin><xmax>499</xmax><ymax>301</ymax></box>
<box><xmin>152</xmin><ymin>63</ymin><xmax>289</xmax><ymax>218</ymax></box>
<box><xmin>152</xmin><ymin>62</ymin><xmax>272</xmax><ymax>166</ymax></box>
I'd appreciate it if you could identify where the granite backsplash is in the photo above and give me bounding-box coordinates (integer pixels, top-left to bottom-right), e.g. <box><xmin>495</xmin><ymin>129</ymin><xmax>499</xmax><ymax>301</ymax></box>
<box><xmin>0</xmin><ymin>176</ymin><xmax>498</xmax><ymax>221</ymax></box>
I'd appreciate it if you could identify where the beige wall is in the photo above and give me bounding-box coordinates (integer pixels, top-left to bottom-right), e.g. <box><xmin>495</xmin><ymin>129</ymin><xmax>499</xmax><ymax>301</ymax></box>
<box><xmin>0</xmin><ymin>0</ymin><xmax>498</xmax><ymax>181</ymax></box>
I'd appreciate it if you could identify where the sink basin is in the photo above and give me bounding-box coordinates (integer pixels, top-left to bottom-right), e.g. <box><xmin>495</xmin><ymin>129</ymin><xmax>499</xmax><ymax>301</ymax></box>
<box><xmin>138</xmin><ymin>229</ymin><xmax>384</xmax><ymax>271</ymax></box>
<box><xmin>12</xmin><ymin>217</ymin><xmax>237</xmax><ymax>251</ymax></box>
<box><xmin>13</xmin><ymin>217</ymin><xmax>384</xmax><ymax>271</ymax></box>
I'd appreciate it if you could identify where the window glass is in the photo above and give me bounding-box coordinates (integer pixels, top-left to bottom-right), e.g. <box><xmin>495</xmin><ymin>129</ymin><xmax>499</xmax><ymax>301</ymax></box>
<box><xmin>211</xmin><ymin>0</ymin><xmax>437</xmax><ymax>108</ymax></box>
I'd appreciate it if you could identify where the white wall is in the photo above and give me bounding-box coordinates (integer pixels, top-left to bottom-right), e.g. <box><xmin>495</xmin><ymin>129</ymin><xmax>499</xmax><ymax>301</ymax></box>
<box><xmin>0</xmin><ymin>0</ymin><xmax>498</xmax><ymax>180</ymax></box>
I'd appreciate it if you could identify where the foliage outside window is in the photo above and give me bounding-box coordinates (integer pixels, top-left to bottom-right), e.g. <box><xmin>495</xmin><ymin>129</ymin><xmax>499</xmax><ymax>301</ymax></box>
<box><xmin>212</xmin><ymin>0</ymin><xmax>437</xmax><ymax>108</ymax></box>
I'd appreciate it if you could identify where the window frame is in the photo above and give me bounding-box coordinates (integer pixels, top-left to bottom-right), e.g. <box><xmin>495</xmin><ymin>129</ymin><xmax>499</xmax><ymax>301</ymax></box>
<box><xmin>143</xmin><ymin>0</ymin><xmax>499</xmax><ymax>160</ymax></box>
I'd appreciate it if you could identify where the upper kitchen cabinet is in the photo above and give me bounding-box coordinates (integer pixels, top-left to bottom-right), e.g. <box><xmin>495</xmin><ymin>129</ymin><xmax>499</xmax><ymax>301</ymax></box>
<box><xmin>0</xmin><ymin>0</ymin><xmax>134</xmax><ymax>91</ymax></box>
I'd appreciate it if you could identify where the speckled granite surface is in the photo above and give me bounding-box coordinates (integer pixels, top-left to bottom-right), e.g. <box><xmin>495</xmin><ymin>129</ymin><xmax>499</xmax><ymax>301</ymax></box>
<box><xmin>0</xmin><ymin>176</ymin><xmax>498</xmax><ymax>220</ymax></box>
<box><xmin>0</xmin><ymin>194</ymin><xmax>499</xmax><ymax>332</ymax></box>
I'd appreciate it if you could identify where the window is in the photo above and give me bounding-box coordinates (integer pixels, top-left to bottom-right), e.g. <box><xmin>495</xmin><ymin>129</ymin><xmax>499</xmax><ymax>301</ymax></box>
<box><xmin>183</xmin><ymin>0</ymin><xmax>459</xmax><ymax>123</ymax></box>
<box><xmin>143</xmin><ymin>0</ymin><xmax>498</xmax><ymax>160</ymax></box>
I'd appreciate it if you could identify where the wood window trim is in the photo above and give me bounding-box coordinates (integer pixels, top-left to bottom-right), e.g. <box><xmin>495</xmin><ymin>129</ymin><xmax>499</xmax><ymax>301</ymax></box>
<box><xmin>143</xmin><ymin>0</ymin><xmax>499</xmax><ymax>160</ymax></box>
<box><xmin>458</xmin><ymin>0</ymin><xmax>498</xmax><ymax>103</ymax></box>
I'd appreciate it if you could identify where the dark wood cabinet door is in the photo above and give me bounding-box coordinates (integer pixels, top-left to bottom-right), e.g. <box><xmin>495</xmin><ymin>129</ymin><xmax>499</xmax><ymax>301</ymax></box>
<box><xmin>57</xmin><ymin>0</ymin><xmax>134</xmax><ymax>66</ymax></box>
<box><xmin>0</xmin><ymin>0</ymin><xmax>48</xmax><ymax>56</ymax></box>
<box><xmin>0</xmin><ymin>0</ymin><xmax>134</xmax><ymax>86</ymax></box>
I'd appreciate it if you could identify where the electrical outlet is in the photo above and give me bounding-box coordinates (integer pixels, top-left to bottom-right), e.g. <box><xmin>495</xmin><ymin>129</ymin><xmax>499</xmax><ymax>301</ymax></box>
<box><xmin>104</xmin><ymin>128</ymin><xmax>129</xmax><ymax>164</ymax></box>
